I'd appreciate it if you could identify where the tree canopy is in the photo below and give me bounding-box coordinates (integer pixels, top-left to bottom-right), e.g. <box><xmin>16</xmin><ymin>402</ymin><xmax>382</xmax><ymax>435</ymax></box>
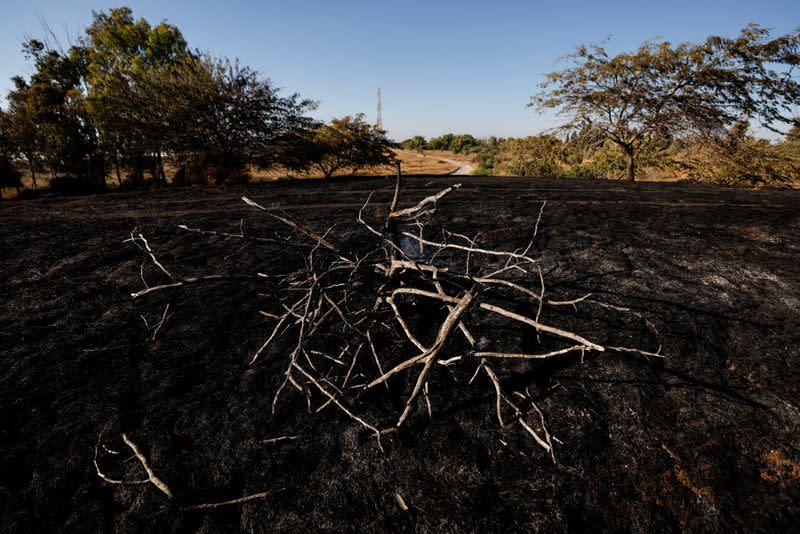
<box><xmin>532</xmin><ymin>24</ymin><xmax>800</xmax><ymax>180</ymax></box>
<box><xmin>283</xmin><ymin>115</ymin><xmax>395</xmax><ymax>178</ymax></box>
<box><xmin>0</xmin><ymin>6</ymin><xmax>317</xmax><ymax>191</ymax></box>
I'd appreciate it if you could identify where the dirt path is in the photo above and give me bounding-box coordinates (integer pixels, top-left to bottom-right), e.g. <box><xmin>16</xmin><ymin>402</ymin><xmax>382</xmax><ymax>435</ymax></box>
<box><xmin>439</xmin><ymin>156</ymin><xmax>475</xmax><ymax>175</ymax></box>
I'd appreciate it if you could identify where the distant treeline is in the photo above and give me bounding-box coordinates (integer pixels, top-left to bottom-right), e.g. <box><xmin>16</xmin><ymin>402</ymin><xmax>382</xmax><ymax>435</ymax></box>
<box><xmin>401</xmin><ymin>125</ymin><xmax>800</xmax><ymax>185</ymax></box>
<box><xmin>0</xmin><ymin>7</ymin><xmax>393</xmax><ymax>198</ymax></box>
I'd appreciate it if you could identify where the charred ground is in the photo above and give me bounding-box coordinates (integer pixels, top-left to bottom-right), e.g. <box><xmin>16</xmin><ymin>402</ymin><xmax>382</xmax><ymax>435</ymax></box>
<box><xmin>1</xmin><ymin>175</ymin><xmax>799</xmax><ymax>532</ymax></box>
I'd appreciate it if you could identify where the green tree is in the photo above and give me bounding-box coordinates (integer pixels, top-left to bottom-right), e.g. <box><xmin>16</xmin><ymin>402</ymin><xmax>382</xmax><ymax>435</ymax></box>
<box><xmin>161</xmin><ymin>57</ymin><xmax>316</xmax><ymax>184</ymax></box>
<box><xmin>0</xmin><ymin>6</ymin><xmax>316</xmax><ymax>192</ymax></box>
<box><xmin>83</xmin><ymin>7</ymin><xmax>189</xmax><ymax>184</ymax></box>
<box><xmin>401</xmin><ymin>136</ymin><xmax>426</xmax><ymax>151</ymax></box>
<box><xmin>284</xmin><ymin>114</ymin><xmax>395</xmax><ymax>178</ymax></box>
<box><xmin>5</xmin><ymin>40</ymin><xmax>102</xmax><ymax>186</ymax></box>
<box><xmin>450</xmin><ymin>134</ymin><xmax>478</xmax><ymax>154</ymax></box>
<box><xmin>427</xmin><ymin>133</ymin><xmax>455</xmax><ymax>151</ymax></box>
<box><xmin>3</xmin><ymin>77</ymin><xmax>43</xmax><ymax>188</ymax></box>
<box><xmin>533</xmin><ymin>25</ymin><xmax>800</xmax><ymax>181</ymax></box>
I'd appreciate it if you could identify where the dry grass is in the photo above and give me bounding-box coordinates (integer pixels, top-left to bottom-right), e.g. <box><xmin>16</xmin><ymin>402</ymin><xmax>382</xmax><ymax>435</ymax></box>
<box><xmin>1</xmin><ymin>151</ymin><xmax>462</xmax><ymax>197</ymax></box>
<box><xmin>249</xmin><ymin>149</ymin><xmax>460</xmax><ymax>181</ymax></box>
<box><xmin>4</xmin><ymin>148</ymin><xmax>798</xmax><ymax>198</ymax></box>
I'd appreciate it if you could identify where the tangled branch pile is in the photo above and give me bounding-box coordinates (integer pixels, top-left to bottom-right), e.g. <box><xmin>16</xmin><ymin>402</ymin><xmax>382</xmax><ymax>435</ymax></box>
<box><xmin>126</xmin><ymin>173</ymin><xmax>664</xmax><ymax>466</ymax></box>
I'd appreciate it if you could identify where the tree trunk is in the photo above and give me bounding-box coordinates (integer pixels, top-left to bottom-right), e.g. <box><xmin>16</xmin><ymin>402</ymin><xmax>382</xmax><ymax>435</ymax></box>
<box><xmin>115</xmin><ymin>163</ymin><xmax>123</xmax><ymax>187</ymax></box>
<box><xmin>158</xmin><ymin>153</ymin><xmax>166</xmax><ymax>184</ymax></box>
<box><xmin>27</xmin><ymin>156</ymin><xmax>37</xmax><ymax>189</ymax></box>
<box><xmin>625</xmin><ymin>150</ymin><xmax>635</xmax><ymax>182</ymax></box>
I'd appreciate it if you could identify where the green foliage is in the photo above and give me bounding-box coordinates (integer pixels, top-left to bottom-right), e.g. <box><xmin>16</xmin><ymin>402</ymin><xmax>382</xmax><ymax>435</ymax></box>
<box><xmin>426</xmin><ymin>133</ymin><xmax>453</xmax><ymax>151</ymax></box>
<box><xmin>83</xmin><ymin>6</ymin><xmax>190</xmax><ymax>185</ymax></box>
<box><xmin>400</xmin><ymin>136</ymin><xmax>426</xmax><ymax>151</ymax></box>
<box><xmin>282</xmin><ymin>115</ymin><xmax>396</xmax><ymax>178</ymax></box>
<box><xmin>0</xmin><ymin>6</ymin><xmax>315</xmax><ymax>192</ymax></box>
<box><xmin>494</xmin><ymin>136</ymin><xmax>562</xmax><ymax>177</ymax></box>
<box><xmin>6</xmin><ymin>41</ymin><xmax>104</xmax><ymax>187</ymax></box>
<box><xmin>473</xmin><ymin>146</ymin><xmax>499</xmax><ymax>174</ymax></box>
<box><xmin>153</xmin><ymin>56</ymin><xmax>315</xmax><ymax>184</ymax></box>
<box><xmin>425</xmin><ymin>133</ymin><xmax>480</xmax><ymax>154</ymax></box>
<box><xmin>533</xmin><ymin>24</ymin><xmax>800</xmax><ymax>180</ymax></box>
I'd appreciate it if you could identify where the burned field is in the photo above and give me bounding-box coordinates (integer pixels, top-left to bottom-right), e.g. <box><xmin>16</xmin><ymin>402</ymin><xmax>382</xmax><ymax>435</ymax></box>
<box><xmin>1</xmin><ymin>175</ymin><xmax>799</xmax><ymax>532</ymax></box>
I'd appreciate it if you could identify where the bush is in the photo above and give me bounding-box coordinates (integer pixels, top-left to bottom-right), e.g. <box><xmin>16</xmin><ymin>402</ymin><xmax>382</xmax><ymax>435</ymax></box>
<box><xmin>563</xmin><ymin>164</ymin><xmax>599</xmax><ymax>179</ymax></box>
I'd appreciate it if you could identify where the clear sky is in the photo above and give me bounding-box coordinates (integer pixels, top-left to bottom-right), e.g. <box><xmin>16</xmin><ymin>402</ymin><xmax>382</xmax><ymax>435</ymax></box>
<box><xmin>1</xmin><ymin>1</ymin><xmax>798</xmax><ymax>140</ymax></box>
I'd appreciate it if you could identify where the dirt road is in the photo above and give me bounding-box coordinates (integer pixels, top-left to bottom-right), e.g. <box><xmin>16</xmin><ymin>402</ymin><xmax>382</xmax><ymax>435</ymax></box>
<box><xmin>440</xmin><ymin>156</ymin><xmax>475</xmax><ymax>175</ymax></box>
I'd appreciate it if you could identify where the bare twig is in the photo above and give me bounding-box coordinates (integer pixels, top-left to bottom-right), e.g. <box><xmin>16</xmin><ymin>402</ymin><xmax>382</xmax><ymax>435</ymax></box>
<box><xmin>121</xmin><ymin>433</ymin><xmax>173</xmax><ymax>498</ymax></box>
<box><xmin>182</xmin><ymin>491</ymin><xmax>278</xmax><ymax>511</ymax></box>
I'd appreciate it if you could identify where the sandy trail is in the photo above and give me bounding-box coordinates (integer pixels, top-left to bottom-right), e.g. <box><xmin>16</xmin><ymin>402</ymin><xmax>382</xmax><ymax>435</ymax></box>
<box><xmin>438</xmin><ymin>156</ymin><xmax>475</xmax><ymax>175</ymax></box>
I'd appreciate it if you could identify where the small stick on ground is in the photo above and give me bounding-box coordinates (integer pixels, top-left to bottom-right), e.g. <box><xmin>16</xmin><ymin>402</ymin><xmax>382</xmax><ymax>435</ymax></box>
<box><xmin>122</xmin><ymin>433</ymin><xmax>173</xmax><ymax>498</ymax></box>
<box><xmin>261</xmin><ymin>435</ymin><xmax>299</xmax><ymax>445</ymax></box>
<box><xmin>182</xmin><ymin>491</ymin><xmax>277</xmax><ymax>511</ymax></box>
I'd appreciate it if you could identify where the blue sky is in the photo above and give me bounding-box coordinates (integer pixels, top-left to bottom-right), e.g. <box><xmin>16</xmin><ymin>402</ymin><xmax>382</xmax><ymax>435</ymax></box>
<box><xmin>1</xmin><ymin>1</ymin><xmax>798</xmax><ymax>140</ymax></box>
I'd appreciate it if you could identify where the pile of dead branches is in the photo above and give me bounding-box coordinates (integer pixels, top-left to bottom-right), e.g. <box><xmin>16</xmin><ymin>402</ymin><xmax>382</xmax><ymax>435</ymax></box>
<box><xmin>122</xmin><ymin>171</ymin><xmax>663</xmax><ymax>468</ymax></box>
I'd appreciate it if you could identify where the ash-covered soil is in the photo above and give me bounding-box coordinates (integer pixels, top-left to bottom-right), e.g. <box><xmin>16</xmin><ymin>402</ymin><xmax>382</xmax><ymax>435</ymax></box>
<box><xmin>1</xmin><ymin>176</ymin><xmax>799</xmax><ymax>533</ymax></box>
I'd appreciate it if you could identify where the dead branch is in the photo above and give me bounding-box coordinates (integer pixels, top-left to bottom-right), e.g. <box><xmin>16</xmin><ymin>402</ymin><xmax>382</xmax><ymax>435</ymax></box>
<box><xmin>94</xmin><ymin>433</ymin><xmax>148</xmax><ymax>486</ymax></box>
<box><xmin>388</xmin><ymin>183</ymin><xmax>461</xmax><ymax>221</ymax></box>
<box><xmin>261</xmin><ymin>435</ymin><xmax>299</xmax><ymax>445</ymax></box>
<box><xmin>242</xmin><ymin>196</ymin><xmax>341</xmax><ymax>255</ymax></box>
<box><xmin>122</xmin><ymin>433</ymin><xmax>173</xmax><ymax>498</ymax></box>
<box><xmin>396</xmin><ymin>291</ymin><xmax>474</xmax><ymax>427</ymax></box>
<box><xmin>125</xmin><ymin>171</ymin><xmax>666</xmax><ymax>467</ymax></box>
<box><xmin>182</xmin><ymin>491</ymin><xmax>276</xmax><ymax>511</ymax></box>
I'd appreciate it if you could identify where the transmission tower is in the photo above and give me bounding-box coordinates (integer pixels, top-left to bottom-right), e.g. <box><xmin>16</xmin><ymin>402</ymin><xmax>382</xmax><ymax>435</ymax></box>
<box><xmin>376</xmin><ymin>87</ymin><xmax>383</xmax><ymax>130</ymax></box>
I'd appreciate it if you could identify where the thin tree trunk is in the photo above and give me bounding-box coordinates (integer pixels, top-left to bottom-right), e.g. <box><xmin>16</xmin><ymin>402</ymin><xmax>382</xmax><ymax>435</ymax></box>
<box><xmin>157</xmin><ymin>150</ymin><xmax>166</xmax><ymax>184</ymax></box>
<box><xmin>27</xmin><ymin>156</ymin><xmax>37</xmax><ymax>189</ymax></box>
<box><xmin>115</xmin><ymin>162</ymin><xmax>123</xmax><ymax>187</ymax></box>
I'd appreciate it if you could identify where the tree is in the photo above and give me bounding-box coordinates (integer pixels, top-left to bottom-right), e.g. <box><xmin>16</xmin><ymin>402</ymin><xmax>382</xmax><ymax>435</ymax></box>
<box><xmin>401</xmin><ymin>136</ymin><xmax>426</xmax><ymax>151</ymax></box>
<box><xmin>83</xmin><ymin>7</ymin><xmax>190</xmax><ymax>185</ymax></box>
<box><xmin>142</xmin><ymin>56</ymin><xmax>316</xmax><ymax>184</ymax></box>
<box><xmin>284</xmin><ymin>115</ymin><xmax>396</xmax><ymax>178</ymax></box>
<box><xmin>4</xmin><ymin>39</ymin><xmax>104</xmax><ymax>187</ymax></box>
<box><xmin>0</xmin><ymin>113</ymin><xmax>21</xmax><ymax>198</ymax></box>
<box><xmin>3</xmin><ymin>77</ymin><xmax>42</xmax><ymax>188</ymax></box>
<box><xmin>427</xmin><ymin>133</ymin><xmax>455</xmax><ymax>151</ymax></box>
<box><xmin>532</xmin><ymin>25</ymin><xmax>800</xmax><ymax>181</ymax></box>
